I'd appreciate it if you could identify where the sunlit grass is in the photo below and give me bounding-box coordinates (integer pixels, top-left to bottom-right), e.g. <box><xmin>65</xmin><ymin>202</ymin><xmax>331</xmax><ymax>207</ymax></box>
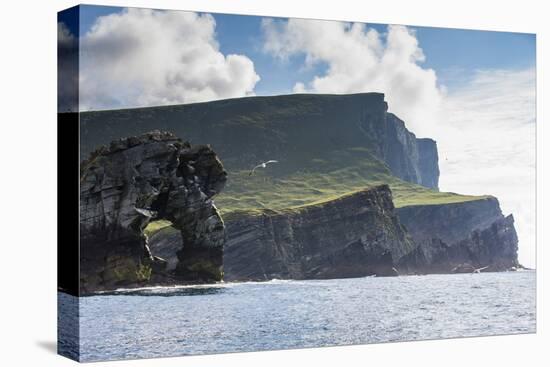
<box><xmin>214</xmin><ymin>147</ymin><xmax>489</xmax><ymax>215</ymax></box>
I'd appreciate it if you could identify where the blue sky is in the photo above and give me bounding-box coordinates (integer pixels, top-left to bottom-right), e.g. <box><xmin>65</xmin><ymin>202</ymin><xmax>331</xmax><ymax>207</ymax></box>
<box><xmin>73</xmin><ymin>4</ymin><xmax>535</xmax><ymax>95</ymax></box>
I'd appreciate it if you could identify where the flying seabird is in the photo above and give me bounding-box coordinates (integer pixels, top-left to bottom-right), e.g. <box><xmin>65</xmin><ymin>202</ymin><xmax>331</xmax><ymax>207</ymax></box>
<box><xmin>249</xmin><ymin>160</ymin><xmax>278</xmax><ymax>176</ymax></box>
<box><xmin>472</xmin><ymin>265</ymin><xmax>489</xmax><ymax>274</ymax></box>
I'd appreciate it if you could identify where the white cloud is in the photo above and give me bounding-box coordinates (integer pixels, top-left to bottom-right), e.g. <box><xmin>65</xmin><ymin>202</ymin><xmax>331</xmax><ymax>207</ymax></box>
<box><xmin>80</xmin><ymin>8</ymin><xmax>260</xmax><ymax>110</ymax></box>
<box><xmin>439</xmin><ymin>68</ymin><xmax>536</xmax><ymax>268</ymax></box>
<box><xmin>262</xmin><ymin>19</ymin><xmax>443</xmax><ymax>137</ymax></box>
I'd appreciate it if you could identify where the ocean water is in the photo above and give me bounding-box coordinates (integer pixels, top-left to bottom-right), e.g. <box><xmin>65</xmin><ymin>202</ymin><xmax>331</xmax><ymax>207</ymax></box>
<box><xmin>58</xmin><ymin>271</ymin><xmax>536</xmax><ymax>362</ymax></box>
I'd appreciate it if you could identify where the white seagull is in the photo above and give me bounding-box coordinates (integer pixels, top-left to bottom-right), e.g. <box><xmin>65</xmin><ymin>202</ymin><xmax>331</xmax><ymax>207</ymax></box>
<box><xmin>249</xmin><ymin>160</ymin><xmax>278</xmax><ymax>176</ymax></box>
<box><xmin>472</xmin><ymin>265</ymin><xmax>489</xmax><ymax>274</ymax></box>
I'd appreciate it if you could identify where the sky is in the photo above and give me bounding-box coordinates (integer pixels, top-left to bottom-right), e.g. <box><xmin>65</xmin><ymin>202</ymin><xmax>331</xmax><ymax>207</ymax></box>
<box><xmin>59</xmin><ymin>5</ymin><xmax>536</xmax><ymax>267</ymax></box>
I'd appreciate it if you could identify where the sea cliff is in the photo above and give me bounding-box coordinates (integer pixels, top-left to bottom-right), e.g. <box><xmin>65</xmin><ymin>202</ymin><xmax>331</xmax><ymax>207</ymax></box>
<box><xmin>223</xmin><ymin>185</ymin><xmax>413</xmax><ymax>281</ymax></box>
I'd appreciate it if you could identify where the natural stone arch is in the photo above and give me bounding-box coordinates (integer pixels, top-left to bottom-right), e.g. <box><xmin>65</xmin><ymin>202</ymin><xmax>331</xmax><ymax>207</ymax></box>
<box><xmin>79</xmin><ymin>131</ymin><xmax>227</xmax><ymax>294</ymax></box>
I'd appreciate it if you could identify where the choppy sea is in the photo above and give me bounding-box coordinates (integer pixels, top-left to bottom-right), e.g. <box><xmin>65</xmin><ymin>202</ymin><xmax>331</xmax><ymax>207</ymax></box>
<box><xmin>58</xmin><ymin>271</ymin><xmax>536</xmax><ymax>362</ymax></box>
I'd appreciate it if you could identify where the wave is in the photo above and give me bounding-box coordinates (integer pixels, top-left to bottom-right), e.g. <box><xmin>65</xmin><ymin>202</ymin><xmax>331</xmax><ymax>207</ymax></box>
<box><xmin>92</xmin><ymin>278</ymin><xmax>307</xmax><ymax>296</ymax></box>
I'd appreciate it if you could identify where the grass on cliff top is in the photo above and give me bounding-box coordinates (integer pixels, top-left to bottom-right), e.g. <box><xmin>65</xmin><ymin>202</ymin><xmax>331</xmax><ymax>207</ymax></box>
<box><xmin>214</xmin><ymin>148</ymin><xmax>489</xmax><ymax>216</ymax></box>
<box><xmin>215</xmin><ymin>173</ymin><xmax>488</xmax><ymax>218</ymax></box>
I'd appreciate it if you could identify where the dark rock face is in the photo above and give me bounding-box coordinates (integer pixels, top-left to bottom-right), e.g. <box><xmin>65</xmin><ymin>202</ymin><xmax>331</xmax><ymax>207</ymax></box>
<box><xmin>220</xmin><ymin>193</ymin><xmax>519</xmax><ymax>280</ymax></box>
<box><xmin>222</xmin><ymin>185</ymin><xmax>414</xmax><ymax>281</ymax></box>
<box><xmin>378</xmin><ymin>113</ymin><xmax>439</xmax><ymax>190</ymax></box>
<box><xmin>396</xmin><ymin>198</ymin><xmax>519</xmax><ymax>273</ymax></box>
<box><xmin>79</xmin><ymin>131</ymin><xmax>227</xmax><ymax>294</ymax></box>
<box><xmin>417</xmin><ymin>138</ymin><xmax>439</xmax><ymax>189</ymax></box>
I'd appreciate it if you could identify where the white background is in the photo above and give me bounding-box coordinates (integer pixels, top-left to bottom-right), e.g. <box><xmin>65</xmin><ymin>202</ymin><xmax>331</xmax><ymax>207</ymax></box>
<box><xmin>0</xmin><ymin>0</ymin><xmax>547</xmax><ymax>365</ymax></box>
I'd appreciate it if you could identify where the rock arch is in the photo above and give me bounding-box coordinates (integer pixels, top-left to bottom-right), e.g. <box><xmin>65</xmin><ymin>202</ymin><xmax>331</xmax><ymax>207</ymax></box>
<box><xmin>79</xmin><ymin>131</ymin><xmax>227</xmax><ymax>294</ymax></box>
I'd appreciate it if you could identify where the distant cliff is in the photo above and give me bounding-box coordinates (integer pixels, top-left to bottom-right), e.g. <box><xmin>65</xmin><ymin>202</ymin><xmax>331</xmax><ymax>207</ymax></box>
<box><xmin>223</xmin><ymin>185</ymin><xmax>413</xmax><ymax>281</ymax></box>
<box><xmin>379</xmin><ymin>113</ymin><xmax>439</xmax><ymax>190</ymax></box>
<box><xmin>416</xmin><ymin>138</ymin><xmax>440</xmax><ymax>189</ymax></box>
<box><xmin>80</xmin><ymin>93</ymin><xmax>439</xmax><ymax>190</ymax></box>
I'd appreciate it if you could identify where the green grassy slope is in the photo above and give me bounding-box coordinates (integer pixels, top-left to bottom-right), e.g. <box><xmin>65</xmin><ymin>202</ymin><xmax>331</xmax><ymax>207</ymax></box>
<box><xmin>215</xmin><ymin>147</ymin><xmax>486</xmax><ymax>216</ymax></box>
